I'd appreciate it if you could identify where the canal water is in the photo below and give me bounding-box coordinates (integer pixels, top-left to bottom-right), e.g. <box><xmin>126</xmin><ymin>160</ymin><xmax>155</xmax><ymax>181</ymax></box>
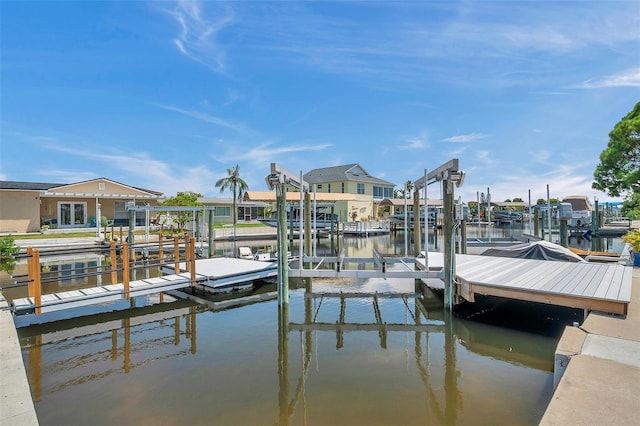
<box><xmin>3</xmin><ymin>225</ymin><xmax>623</xmax><ymax>425</ymax></box>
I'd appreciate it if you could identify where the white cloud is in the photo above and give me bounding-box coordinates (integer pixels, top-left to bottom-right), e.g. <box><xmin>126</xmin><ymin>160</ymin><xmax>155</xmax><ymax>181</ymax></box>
<box><xmin>45</xmin><ymin>144</ymin><xmax>222</xmax><ymax>196</ymax></box>
<box><xmin>442</xmin><ymin>133</ymin><xmax>488</xmax><ymax>143</ymax></box>
<box><xmin>573</xmin><ymin>67</ymin><xmax>640</xmax><ymax>89</ymax></box>
<box><xmin>222</xmin><ymin>142</ymin><xmax>332</xmax><ymax>163</ymax></box>
<box><xmin>155</xmin><ymin>104</ymin><xmax>249</xmax><ymax>133</ymax></box>
<box><xmin>168</xmin><ymin>0</ymin><xmax>235</xmax><ymax>74</ymax></box>
<box><xmin>399</xmin><ymin>133</ymin><xmax>428</xmax><ymax>150</ymax></box>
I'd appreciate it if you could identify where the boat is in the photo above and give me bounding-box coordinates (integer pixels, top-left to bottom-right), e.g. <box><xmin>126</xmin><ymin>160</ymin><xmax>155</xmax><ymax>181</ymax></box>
<box><xmin>388</xmin><ymin>210</ymin><xmax>436</xmax><ymax>227</ymax></box>
<box><xmin>258</xmin><ymin>206</ymin><xmax>339</xmax><ymax>230</ymax></box>
<box><xmin>341</xmin><ymin>221</ymin><xmax>390</xmax><ymax>236</ymax></box>
<box><xmin>492</xmin><ymin>210</ymin><xmax>523</xmax><ymax>223</ymax></box>
<box><xmin>562</xmin><ymin>196</ymin><xmax>593</xmax><ymax>228</ymax></box>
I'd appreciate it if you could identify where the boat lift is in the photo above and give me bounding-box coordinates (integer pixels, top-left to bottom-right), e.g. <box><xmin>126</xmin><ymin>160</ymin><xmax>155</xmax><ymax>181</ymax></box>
<box><xmin>265</xmin><ymin>160</ymin><xmax>465</xmax><ymax>309</ymax></box>
<box><xmin>125</xmin><ymin>203</ymin><xmax>217</xmax><ymax>258</ymax></box>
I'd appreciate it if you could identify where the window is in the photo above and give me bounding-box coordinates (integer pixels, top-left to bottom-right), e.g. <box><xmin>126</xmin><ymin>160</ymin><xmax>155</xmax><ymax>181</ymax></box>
<box><xmin>374</xmin><ymin>186</ymin><xmax>393</xmax><ymax>198</ymax></box>
<box><xmin>215</xmin><ymin>206</ymin><xmax>231</xmax><ymax>217</ymax></box>
<box><xmin>357</xmin><ymin>183</ymin><xmax>365</xmax><ymax>194</ymax></box>
<box><xmin>98</xmin><ymin>182</ymin><xmax>105</xmax><ymax>190</ymax></box>
<box><xmin>328</xmin><ymin>184</ymin><xmax>331</xmax><ymax>193</ymax></box>
<box><xmin>316</xmin><ymin>184</ymin><xmax>322</xmax><ymax>190</ymax></box>
<box><xmin>341</xmin><ymin>182</ymin><xmax>345</xmax><ymax>193</ymax></box>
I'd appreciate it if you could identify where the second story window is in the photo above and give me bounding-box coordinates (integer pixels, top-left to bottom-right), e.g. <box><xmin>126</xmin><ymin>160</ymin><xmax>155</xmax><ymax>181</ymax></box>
<box><xmin>328</xmin><ymin>184</ymin><xmax>331</xmax><ymax>193</ymax></box>
<box><xmin>341</xmin><ymin>182</ymin><xmax>345</xmax><ymax>193</ymax></box>
<box><xmin>357</xmin><ymin>183</ymin><xmax>365</xmax><ymax>194</ymax></box>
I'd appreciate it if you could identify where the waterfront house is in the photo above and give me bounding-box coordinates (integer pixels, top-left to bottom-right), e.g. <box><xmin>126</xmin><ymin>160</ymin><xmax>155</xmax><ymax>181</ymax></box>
<box><xmin>197</xmin><ymin>196</ymin><xmax>271</xmax><ymax>225</ymax></box>
<box><xmin>303</xmin><ymin>164</ymin><xmax>395</xmax><ymax>199</ymax></box>
<box><xmin>0</xmin><ymin>178</ymin><xmax>163</xmax><ymax>234</ymax></box>
<box><xmin>243</xmin><ymin>191</ymin><xmax>374</xmax><ymax>223</ymax></box>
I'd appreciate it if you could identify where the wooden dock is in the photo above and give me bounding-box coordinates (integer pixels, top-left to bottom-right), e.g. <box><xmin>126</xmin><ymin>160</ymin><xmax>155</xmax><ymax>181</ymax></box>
<box><xmin>417</xmin><ymin>252</ymin><xmax>633</xmax><ymax>315</ymax></box>
<box><xmin>11</xmin><ymin>258</ymin><xmax>277</xmax><ymax>315</ymax></box>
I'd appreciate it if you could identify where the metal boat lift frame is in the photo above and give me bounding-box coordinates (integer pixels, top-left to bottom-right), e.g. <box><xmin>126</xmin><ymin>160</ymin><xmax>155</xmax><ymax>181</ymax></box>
<box><xmin>265</xmin><ymin>161</ymin><xmax>464</xmax><ymax>308</ymax></box>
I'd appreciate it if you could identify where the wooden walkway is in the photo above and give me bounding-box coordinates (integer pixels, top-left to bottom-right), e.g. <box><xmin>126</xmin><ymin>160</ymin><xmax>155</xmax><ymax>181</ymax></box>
<box><xmin>12</xmin><ymin>258</ymin><xmax>277</xmax><ymax>315</ymax></box>
<box><xmin>417</xmin><ymin>253</ymin><xmax>633</xmax><ymax>315</ymax></box>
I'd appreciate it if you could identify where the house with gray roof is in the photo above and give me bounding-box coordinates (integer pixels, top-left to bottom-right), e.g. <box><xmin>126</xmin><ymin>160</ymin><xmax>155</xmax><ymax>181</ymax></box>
<box><xmin>303</xmin><ymin>164</ymin><xmax>395</xmax><ymax>199</ymax></box>
<box><xmin>0</xmin><ymin>178</ymin><xmax>163</xmax><ymax>233</ymax></box>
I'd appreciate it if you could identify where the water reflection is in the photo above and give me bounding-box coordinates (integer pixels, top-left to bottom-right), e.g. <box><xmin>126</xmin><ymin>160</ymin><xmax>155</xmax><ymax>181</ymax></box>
<box><xmin>20</xmin><ymin>299</ymin><xmax>199</xmax><ymax>403</ymax></box>
<box><xmin>12</xmin><ymin>232</ymin><xmax>580</xmax><ymax>425</ymax></box>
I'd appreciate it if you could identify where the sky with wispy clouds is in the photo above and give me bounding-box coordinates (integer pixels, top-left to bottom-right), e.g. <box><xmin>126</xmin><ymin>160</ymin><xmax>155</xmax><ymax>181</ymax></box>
<box><xmin>1</xmin><ymin>0</ymin><xmax>639</xmax><ymax>203</ymax></box>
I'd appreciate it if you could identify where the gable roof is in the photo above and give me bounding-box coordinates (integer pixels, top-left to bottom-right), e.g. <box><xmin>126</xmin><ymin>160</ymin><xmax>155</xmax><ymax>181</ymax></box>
<box><xmin>303</xmin><ymin>164</ymin><xmax>395</xmax><ymax>186</ymax></box>
<box><xmin>0</xmin><ymin>181</ymin><xmax>64</xmax><ymax>191</ymax></box>
<box><xmin>0</xmin><ymin>178</ymin><xmax>163</xmax><ymax>197</ymax></box>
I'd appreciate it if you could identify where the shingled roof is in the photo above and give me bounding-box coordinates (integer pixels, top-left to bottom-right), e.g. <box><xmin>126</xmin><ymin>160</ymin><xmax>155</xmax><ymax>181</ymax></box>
<box><xmin>303</xmin><ymin>164</ymin><xmax>395</xmax><ymax>186</ymax></box>
<box><xmin>0</xmin><ymin>178</ymin><xmax>163</xmax><ymax>196</ymax></box>
<box><xmin>0</xmin><ymin>181</ymin><xmax>63</xmax><ymax>191</ymax></box>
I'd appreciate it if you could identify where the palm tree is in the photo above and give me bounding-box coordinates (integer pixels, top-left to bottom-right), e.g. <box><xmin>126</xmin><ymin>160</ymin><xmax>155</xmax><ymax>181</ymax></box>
<box><xmin>215</xmin><ymin>165</ymin><xmax>248</xmax><ymax>252</ymax></box>
<box><xmin>405</xmin><ymin>180</ymin><xmax>414</xmax><ymax>198</ymax></box>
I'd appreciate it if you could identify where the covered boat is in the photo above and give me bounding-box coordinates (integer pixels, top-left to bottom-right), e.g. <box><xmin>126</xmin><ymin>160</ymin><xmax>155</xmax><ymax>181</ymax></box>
<box><xmin>481</xmin><ymin>240</ymin><xmax>585</xmax><ymax>262</ymax></box>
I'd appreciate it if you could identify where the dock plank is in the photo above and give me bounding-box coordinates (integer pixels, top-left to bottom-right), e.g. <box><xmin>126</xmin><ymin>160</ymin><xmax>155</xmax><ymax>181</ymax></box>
<box><xmin>579</xmin><ymin>265</ymin><xmax>609</xmax><ymax>298</ymax></box>
<box><xmin>617</xmin><ymin>267</ymin><xmax>633</xmax><ymax>302</ymax></box>
<box><xmin>594</xmin><ymin>266</ymin><xmax>624</xmax><ymax>299</ymax></box>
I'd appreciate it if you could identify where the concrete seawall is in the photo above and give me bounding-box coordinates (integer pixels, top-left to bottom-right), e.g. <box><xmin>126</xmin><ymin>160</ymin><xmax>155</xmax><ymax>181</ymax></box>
<box><xmin>0</xmin><ymin>294</ymin><xmax>38</xmax><ymax>425</ymax></box>
<box><xmin>541</xmin><ymin>267</ymin><xmax>640</xmax><ymax>425</ymax></box>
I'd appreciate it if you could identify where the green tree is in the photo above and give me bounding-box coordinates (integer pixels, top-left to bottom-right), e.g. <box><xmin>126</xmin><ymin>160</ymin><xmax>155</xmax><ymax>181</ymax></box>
<box><xmin>405</xmin><ymin>180</ymin><xmax>414</xmax><ymax>199</ymax></box>
<box><xmin>593</xmin><ymin>102</ymin><xmax>640</xmax><ymax>197</ymax></box>
<box><xmin>215</xmin><ymin>165</ymin><xmax>249</xmax><ymax>245</ymax></box>
<box><xmin>161</xmin><ymin>191</ymin><xmax>203</xmax><ymax>232</ymax></box>
<box><xmin>0</xmin><ymin>235</ymin><xmax>19</xmax><ymax>274</ymax></box>
<box><xmin>622</xmin><ymin>192</ymin><xmax>640</xmax><ymax>220</ymax></box>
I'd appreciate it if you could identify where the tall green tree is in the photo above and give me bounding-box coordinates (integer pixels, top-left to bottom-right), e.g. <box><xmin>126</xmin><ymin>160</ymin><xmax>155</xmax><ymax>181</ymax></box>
<box><xmin>161</xmin><ymin>191</ymin><xmax>203</xmax><ymax>232</ymax></box>
<box><xmin>215</xmin><ymin>165</ymin><xmax>249</xmax><ymax>245</ymax></box>
<box><xmin>405</xmin><ymin>180</ymin><xmax>414</xmax><ymax>198</ymax></box>
<box><xmin>593</xmin><ymin>102</ymin><xmax>640</xmax><ymax>197</ymax></box>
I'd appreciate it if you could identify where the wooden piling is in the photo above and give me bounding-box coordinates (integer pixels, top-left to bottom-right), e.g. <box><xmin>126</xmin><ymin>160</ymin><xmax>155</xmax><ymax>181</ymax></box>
<box><xmin>158</xmin><ymin>230</ymin><xmax>164</xmax><ymax>265</ymax></box>
<box><xmin>443</xmin><ymin>179</ymin><xmax>455</xmax><ymax>310</ymax></box>
<box><xmin>33</xmin><ymin>249</ymin><xmax>41</xmax><ymax>314</ymax></box>
<box><xmin>190</xmin><ymin>237</ymin><xmax>196</xmax><ymax>287</ymax></box>
<box><xmin>110</xmin><ymin>240</ymin><xmax>117</xmax><ymax>285</ymax></box>
<box><xmin>276</xmin><ymin>186</ymin><xmax>289</xmax><ymax>306</ymax></box>
<box><xmin>174</xmin><ymin>236</ymin><xmax>180</xmax><ymax>274</ymax></box>
<box><xmin>122</xmin><ymin>242</ymin><xmax>130</xmax><ymax>299</ymax></box>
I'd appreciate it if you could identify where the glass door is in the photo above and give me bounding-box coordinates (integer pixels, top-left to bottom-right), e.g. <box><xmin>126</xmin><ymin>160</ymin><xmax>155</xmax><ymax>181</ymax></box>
<box><xmin>58</xmin><ymin>202</ymin><xmax>87</xmax><ymax>227</ymax></box>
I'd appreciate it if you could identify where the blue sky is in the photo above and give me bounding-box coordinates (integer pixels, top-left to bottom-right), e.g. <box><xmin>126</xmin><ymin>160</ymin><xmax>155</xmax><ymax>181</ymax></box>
<box><xmin>1</xmin><ymin>1</ymin><xmax>639</xmax><ymax>203</ymax></box>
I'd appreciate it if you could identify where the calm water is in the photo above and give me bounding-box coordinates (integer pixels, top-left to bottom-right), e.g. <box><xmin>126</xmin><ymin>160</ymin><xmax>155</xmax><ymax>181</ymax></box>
<box><xmin>6</xmin><ymin>225</ymin><xmax>617</xmax><ymax>425</ymax></box>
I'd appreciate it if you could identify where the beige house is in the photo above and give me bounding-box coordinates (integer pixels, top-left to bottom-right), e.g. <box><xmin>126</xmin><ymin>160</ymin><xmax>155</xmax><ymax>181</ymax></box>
<box><xmin>0</xmin><ymin>178</ymin><xmax>163</xmax><ymax>234</ymax></box>
<box><xmin>197</xmin><ymin>196</ymin><xmax>271</xmax><ymax>225</ymax></box>
<box><xmin>303</xmin><ymin>164</ymin><xmax>395</xmax><ymax>199</ymax></box>
<box><xmin>244</xmin><ymin>191</ymin><xmax>375</xmax><ymax>223</ymax></box>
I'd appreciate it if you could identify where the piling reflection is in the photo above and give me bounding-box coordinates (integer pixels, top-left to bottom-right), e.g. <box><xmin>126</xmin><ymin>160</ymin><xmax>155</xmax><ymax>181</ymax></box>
<box><xmin>275</xmin><ymin>277</ymin><xmax>557</xmax><ymax>425</ymax></box>
<box><xmin>20</xmin><ymin>300</ymin><xmax>199</xmax><ymax>402</ymax></box>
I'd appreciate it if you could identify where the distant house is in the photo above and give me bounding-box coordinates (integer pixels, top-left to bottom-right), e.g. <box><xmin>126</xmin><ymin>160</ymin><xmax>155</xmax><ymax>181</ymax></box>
<box><xmin>197</xmin><ymin>197</ymin><xmax>271</xmax><ymax>225</ymax></box>
<box><xmin>303</xmin><ymin>164</ymin><xmax>395</xmax><ymax>199</ymax></box>
<box><xmin>0</xmin><ymin>178</ymin><xmax>163</xmax><ymax>234</ymax></box>
<box><xmin>244</xmin><ymin>191</ymin><xmax>378</xmax><ymax>223</ymax></box>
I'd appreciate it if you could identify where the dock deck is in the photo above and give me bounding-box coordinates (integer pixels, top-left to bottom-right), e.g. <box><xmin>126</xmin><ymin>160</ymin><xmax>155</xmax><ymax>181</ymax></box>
<box><xmin>11</xmin><ymin>257</ymin><xmax>277</xmax><ymax>315</ymax></box>
<box><xmin>418</xmin><ymin>252</ymin><xmax>632</xmax><ymax>315</ymax></box>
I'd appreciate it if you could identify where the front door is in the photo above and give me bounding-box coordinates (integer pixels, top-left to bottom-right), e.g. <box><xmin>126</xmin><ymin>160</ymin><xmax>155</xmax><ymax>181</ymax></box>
<box><xmin>58</xmin><ymin>202</ymin><xmax>87</xmax><ymax>227</ymax></box>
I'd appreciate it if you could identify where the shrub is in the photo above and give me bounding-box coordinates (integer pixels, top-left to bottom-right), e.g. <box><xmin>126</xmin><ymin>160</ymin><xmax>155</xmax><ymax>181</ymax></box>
<box><xmin>622</xmin><ymin>229</ymin><xmax>640</xmax><ymax>252</ymax></box>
